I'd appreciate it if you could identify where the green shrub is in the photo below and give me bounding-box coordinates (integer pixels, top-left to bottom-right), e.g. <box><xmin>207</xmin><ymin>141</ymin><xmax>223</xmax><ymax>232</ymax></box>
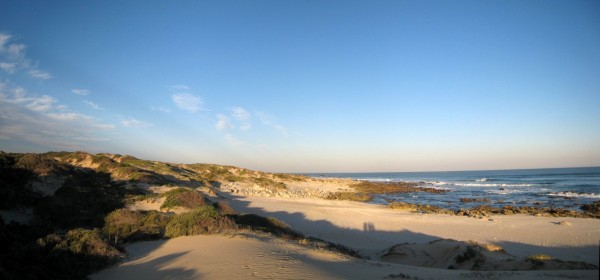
<box><xmin>161</xmin><ymin>188</ymin><xmax>209</xmax><ymax>210</ymax></box>
<box><xmin>36</xmin><ymin>228</ymin><xmax>121</xmax><ymax>278</ymax></box>
<box><xmin>164</xmin><ymin>206</ymin><xmax>236</xmax><ymax>238</ymax></box>
<box><xmin>274</xmin><ymin>173</ymin><xmax>308</xmax><ymax>182</ymax></box>
<box><xmin>103</xmin><ymin>209</ymin><xmax>171</xmax><ymax>243</ymax></box>
<box><xmin>232</xmin><ymin>214</ymin><xmax>301</xmax><ymax>239</ymax></box>
<box><xmin>13</xmin><ymin>153</ymin><xmax>70</xmax><ymax>175</ymax></box>
<box><xmin>213</xmin><ymin>201</ymin><xmax>236</xmax><ymax>215</ymax></box>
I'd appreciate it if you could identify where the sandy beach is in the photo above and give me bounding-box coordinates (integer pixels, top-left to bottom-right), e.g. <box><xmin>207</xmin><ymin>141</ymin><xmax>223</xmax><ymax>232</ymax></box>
<box><xmin>226</xmin><ymin>195</ymin><xmax>600</xmax><ymax>264</ymax></box>
<box><xmin>92</xmin><ymin>180</ymin><xmax>600</xmax><ymax>279</ymax></box>
<box><xmin>91</xmin><ymin>232</ymin><xmax>598</xmax><ymax>280</ymax></box>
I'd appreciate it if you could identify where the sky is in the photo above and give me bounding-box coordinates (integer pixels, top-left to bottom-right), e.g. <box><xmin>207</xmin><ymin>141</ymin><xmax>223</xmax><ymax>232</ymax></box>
<box><xmin>1</xmin><ymin>0</ymin><xmax>599</xmax><ymax>173</ymax></box>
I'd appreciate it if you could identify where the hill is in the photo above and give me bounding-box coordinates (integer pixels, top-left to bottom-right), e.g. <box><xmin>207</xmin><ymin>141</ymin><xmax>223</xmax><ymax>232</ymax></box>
<box><xmin>0</xmin><ymin>151</ymin><xmax>354</xmax><ymax>279</ymax></box>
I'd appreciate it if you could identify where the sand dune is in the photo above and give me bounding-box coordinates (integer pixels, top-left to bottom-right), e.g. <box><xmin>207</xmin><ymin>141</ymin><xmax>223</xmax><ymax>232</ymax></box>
<box><xmin>92</xmin><ymin>182</ymin><xmax>600</xmax><ymax>279</ymax></box>
<box><xmin>91</xmin><ymin>232</ymin><xmax>598</xmax><ymax>280</ymax></box>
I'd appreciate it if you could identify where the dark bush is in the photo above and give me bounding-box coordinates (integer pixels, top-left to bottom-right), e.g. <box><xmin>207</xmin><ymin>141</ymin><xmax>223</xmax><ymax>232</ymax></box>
<box><xmin>103</xmin><ymin>209</ymin><xmax>171</xmax><ymax>243</ymax></box>
<box><xmin>36</xmin><ymin>228</ymin><xmax>122</xmax><ymax>279</ymax></box>
<box><xmin>232</xmin><ymin>214</ymin><xmax>302</xmax><ymax>239</ymax></box>
<box><xmin>34</xmin><ymin>171</ymin><xmax>124</xmax><ymax>229</ymax></box>
<box><xmin>165</xmin><ymin>206</ymin><xmax>236</xmax><ymax>238</ymax></box>
<box><xmin>213</xmin><ymin>200</ymin><xmax>236</xmax><ymax>215</ymax></box>
<box><xmin>161</xmin><ymin>188</ymin><xmax>209</xmax><ymax>210</ymax></box>
<box><xmin>0</xmin><ymin>167</ymin><xmax>37</xmax><ymax>209</ymax></box>
<box><xmin>13</xmin><ymin>153</ymin><xmax>71</xmax><ymax>175</ymax></box>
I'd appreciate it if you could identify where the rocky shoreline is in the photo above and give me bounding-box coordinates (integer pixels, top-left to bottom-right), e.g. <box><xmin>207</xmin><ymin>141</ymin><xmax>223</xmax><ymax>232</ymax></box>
<box><xmin>218</xmin><ymin>178</ymin><xmax>600</xmax><ymax>220</ymax></box>
<box><xmin>388</xmin><ymin>201</ymin><xmax>600</xmax><ymax>219</ymax></box>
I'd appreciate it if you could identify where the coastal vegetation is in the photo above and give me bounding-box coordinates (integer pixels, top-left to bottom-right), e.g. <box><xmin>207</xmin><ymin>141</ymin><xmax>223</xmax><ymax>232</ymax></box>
<box><xmin>103</xmin><ymin>209</ymin><xmax>172</xmax><ymax>243</ymax></box>
<box><xmin>0</xmin><ymin>151</ymin><xmax>352</xmax><ymax>279</ymax></box>
<box><xmin>160</xmin><ymin>187</ymin><xmax>209</xmax><ymax>210</ymax></box>
<box><xmin>0</xmin><ymin>151</ymin><xmax>597</xmax><ymax>279</ymax></box>
<box><xmin>164</xmin><ymin>206</ymin><xmax>237</xmax><ymax>237</ymax></box>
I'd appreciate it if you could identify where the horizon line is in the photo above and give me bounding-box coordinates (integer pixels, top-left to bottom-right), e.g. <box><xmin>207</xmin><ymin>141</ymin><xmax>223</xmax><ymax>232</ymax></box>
<box><xmin>297</xmin><ymin>165</ymin><xmax>600</xmax><ymax>175</ymax></box>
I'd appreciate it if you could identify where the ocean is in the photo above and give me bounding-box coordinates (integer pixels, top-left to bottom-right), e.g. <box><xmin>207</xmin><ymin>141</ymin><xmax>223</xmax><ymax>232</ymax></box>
<box><xmin>307</xmin><ymin>167</ymin><xmax>600</xmax><ymax>211</ymax></box>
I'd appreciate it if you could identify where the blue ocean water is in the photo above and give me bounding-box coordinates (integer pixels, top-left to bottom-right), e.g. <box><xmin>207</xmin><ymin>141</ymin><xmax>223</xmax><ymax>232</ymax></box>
<box><xmin>307</xmin><ymin>167</ymin><xmax>600</xmax><ymax>211</ymax></box>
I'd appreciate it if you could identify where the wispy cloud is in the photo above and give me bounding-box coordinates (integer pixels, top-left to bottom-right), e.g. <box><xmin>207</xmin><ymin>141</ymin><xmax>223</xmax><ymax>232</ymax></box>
<box><xmin>256</xmin><ymin>111</ymin><xmax>289</xmax><ymax>137</ymax></box>
<box><xmin>172</xmin><ymin>93</ymin><xmax>203</xmax><ymax>112</ymax></box>
<box><xmin>72</xmin><ymin>88</ymin><xmax>90</xmax><ymax>96</ymax></box>
<box><xmin>0</xmin><ymin>62</ymin><xmax>16</xmax><ymax>73</ymax></box>
<box><xmin>231</xmin><ymin>107</ymin><xmax>251</xmax><ymax>131</ymax></box>
<box><xmin>169</xmin><ymin>85</ymin><xmax>190</xmax><ymax>91</ymax></box>
<box><xmin>46</xmin><ymin>112</ymin><xmax>92</xmax><ymax>121</ymax></box>
<box><xmin>215</xmin><ymin>114</ymin><xmax>234</xmax><ymax>130</ymax></box>
<box><xmin>28</xmin><ymin>69</ymin><xmax>52</xmax><ymax>80</ymax></box>
<box><xmin>169</xmin><ymin>85</ymin><xmax>203</xmax><ymax>113</ymax></box>
<box><xmin>0</xmin><ymin>83</ymin><xmax>114</xmax><ymax>150</ymax></box>
<box><xmin>225</xmin><ymin>133</ymin><xmax>244</xmax><ymax>146</ymax></box>
<box><xmin>121</xmin><ymin>118</ymin><xmax>153</xmax><ymax>128</ymax></box>
<box><xmin>0</xmin><ymin>34</ymin><xmax>11</xmax><ymax>48</ymax></box>
<box><xmin>0</xmin><ymin>32</ymin><xmax>51</xmax><ymax>80</ymax></box>
<box><xmin>83</xmin><ymin>100</ymin><xmax>104</xmax><ymax>110</ymax></box>
<box><xmin>2</xmin><ymin>86</ymin><xmax>56</xmax><ymax>112</ymax></box>
<box><xmin>151</xmin><ymin>106</ymin><xmax>171</xmax><ymax>113</ymax></box>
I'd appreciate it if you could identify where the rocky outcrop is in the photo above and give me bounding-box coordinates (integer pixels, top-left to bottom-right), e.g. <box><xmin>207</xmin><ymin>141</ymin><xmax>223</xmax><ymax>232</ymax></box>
<box><xmin>388</xmin><ymin>202</ymin><xmax>600</xmax><ymax>219</ymax></box>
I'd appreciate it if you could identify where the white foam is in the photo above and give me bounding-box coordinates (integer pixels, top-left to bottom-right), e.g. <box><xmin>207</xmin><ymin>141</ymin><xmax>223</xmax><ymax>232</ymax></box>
<box><xmin>476</xmin><ymin>178</ymin><xmax>488</xmax><ymax>182</ymax></box>
<box><xmin>488</xmin><ymin>189</ymin><xmax>525</xmax><ymax>195</ymax></box>
<box><xmin>548</xmin><ymin>192</ymin><xmax>600</xmax><ymax>199</ymax></box>
<box><xmin>423</xmin><ymin>181</ymin><xmax>448</xmax><ymax>186</ymax></box>
<box><xmin>357</xmin><ymin>178</ymin><xmax>395</xmax><ymax>182</ymax></box>
<box><xmin>451</xmin><ymin>183</ymin><xmax>534</xmax><ymax>187</ymax></box>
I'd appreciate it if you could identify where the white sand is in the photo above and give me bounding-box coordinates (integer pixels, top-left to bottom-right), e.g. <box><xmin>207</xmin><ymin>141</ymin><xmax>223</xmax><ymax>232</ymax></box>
<box><xmin>93</xmin><ymin>182</ymin><xmax>600</xmax><ymax>279</ymax></box>
<box><xmin>127</xmin><ymin>196</ymin><xmax>165</xmax><ymax>212</ymax></box>
<box><xmin>91</xmin><ymin>233</ymin><xmax>598</xmax><ymax>280</ymax></box>
<box><xmin>227</xmin><ymin>195</ymin><xmax>600</xmax><ymax>264</ymax></box>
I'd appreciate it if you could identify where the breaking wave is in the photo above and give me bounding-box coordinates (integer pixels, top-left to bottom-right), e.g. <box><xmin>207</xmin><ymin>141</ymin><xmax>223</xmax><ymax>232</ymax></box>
<box><xmin>450</xmin><ymin>182</ymin><xmax>534</xmax><ymax>188</ymax></box>
<box><xmin>547</xmin><ymin>192</ymin><xmax>600</xmax><ymax>199</ymax></box>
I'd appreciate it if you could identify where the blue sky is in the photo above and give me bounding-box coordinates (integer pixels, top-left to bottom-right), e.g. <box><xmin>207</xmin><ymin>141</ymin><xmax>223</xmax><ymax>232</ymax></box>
<box><xmin>1</xmin><ymin>0</ymin><xmax>599</xmax><ymax>172</ymax></box>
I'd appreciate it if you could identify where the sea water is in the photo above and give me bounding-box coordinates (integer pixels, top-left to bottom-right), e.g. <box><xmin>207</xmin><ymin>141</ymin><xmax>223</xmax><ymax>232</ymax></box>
<box><xmin>307</xmin><ymin>167</ymin><xmax>600</xmax><ymax>211</ymax></box>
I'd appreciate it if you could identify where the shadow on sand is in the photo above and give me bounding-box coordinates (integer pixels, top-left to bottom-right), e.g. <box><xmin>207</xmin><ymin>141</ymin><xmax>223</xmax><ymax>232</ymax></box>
<box><xmin>220</xmin><ymin>192</ymin><xmax>599</xmax><ymax>266</ymax></box>
<box><xmin>91</xmin><ymin>242</ymin><xmax>199</xmax><ymax>280</ymax></box>
<box><xmin>94</xmin><ymin>191</ymin><xmax>599</xmax><ymax>280</ymax></box>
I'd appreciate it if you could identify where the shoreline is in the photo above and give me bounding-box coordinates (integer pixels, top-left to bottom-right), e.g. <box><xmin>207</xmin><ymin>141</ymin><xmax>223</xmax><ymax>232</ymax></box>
<box><xmin>69</xmin><ymin>158</ymin><xmax>599</xmax><ymax>278</ymax></box>
<box><xmin>94</xmin><ymin>179</ymin><xmax>600</xmax><ymax>279</ymax></box>
<box><xmin>223</xmin><ymin>193</ymin><xmax>600</xmax><ymax>265</ymax></box>
<box><xmin>221</xmin><ymin>177</ymin><xmax>600</xmax><ymax>219</ymax></box>
<box><xmin>304</xmin><ymin>168</ymin><xmax>600</xmax><ymax>215</ymax></box>
<box><xmin>3</xmin><ymin>151</ymin><xmax>598</xmax><ymax>279</ymax></box>
<box><xmin>92</xmin><ymin>187</ymin><xmax>600</xmax><ymax>279</ymax></box>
